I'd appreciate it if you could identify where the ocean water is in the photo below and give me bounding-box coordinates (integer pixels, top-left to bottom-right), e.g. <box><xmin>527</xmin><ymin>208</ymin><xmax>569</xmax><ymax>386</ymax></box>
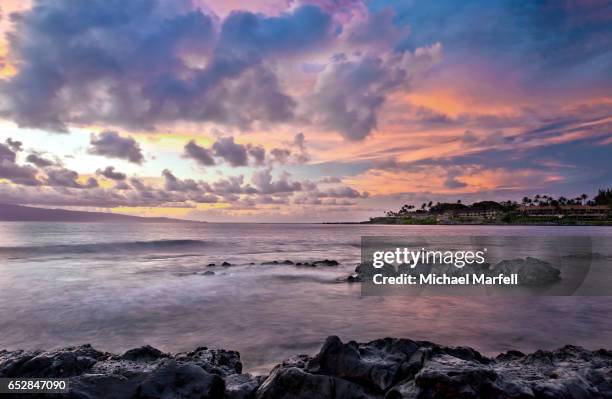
<box><xmin>1</xmin><ymin>222</ymin><xmax>611</xmax><ymax>373</ymax></box>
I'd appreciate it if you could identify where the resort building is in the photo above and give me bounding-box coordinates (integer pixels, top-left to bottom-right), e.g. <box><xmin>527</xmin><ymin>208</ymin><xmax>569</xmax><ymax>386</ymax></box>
<box><xmin>518</xmin><ymin>205</ymin><xmax>609</xmax><ymax>219</ymax></box>
<box><xmin>437</xmin><ymin>209</ymin><xmax>502</xmax><ymax>223</ymax></box>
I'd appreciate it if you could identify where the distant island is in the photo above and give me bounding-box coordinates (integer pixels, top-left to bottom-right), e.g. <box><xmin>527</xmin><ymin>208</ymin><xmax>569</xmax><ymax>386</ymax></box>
<box><xmin>367</xmin><ymin>188</ymin><xmax>612</xmax><ymax>225</ymax></box>
<box><xmin>0</xmin><ymin>203</ymin><xmax>202</xmax><ymax>223</ymax></box>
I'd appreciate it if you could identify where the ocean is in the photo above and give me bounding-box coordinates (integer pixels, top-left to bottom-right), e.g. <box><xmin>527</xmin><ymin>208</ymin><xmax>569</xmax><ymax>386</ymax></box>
<box><xmin>1</xmin><ymin>222</ymin><xmax>611</xmax><ymax>373</ymax></box>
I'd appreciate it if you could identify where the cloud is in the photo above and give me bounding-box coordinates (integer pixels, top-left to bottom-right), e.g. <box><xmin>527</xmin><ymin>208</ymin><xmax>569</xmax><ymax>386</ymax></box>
<box><xmin>96</xmin><ymin>166</ymin><xmax>126</xmax><ymax>181</ymax></box>
<box><xmin>292</xmin><ymin>132</ymin><xmax>310</xmax><ymax>163</ymax></box>
<box><xmin>162</xmin><ymin>169</ymin><xmax>200</xmax><ymax>192</ymax></box>
<box><xmin>45</xmin><ymin>167</ymin><xmax>95</xmax><ymax>189</ymax></box>
<box><xmin>0</xmin><ymin>160</ymin><xmax>40</xmax><ymax>186</ymax></box>
<box><xmin>219</xmin><ymin>5</ymin><xmax>333</xmax><ymax>56</ymax></box>
<box><xmin>5</xmin><ymin>138</ymin><xmax>22</xmax><ymax>152</ymax></box>
<box><xmin>246</xmin><ymin>144</ymin><xmax>266</xmax><ymax>165</ymax></box>
<box><xmin>0</xmin><ymin>1</ymin><xmax>335</xmax><ymax>132</ymax></box>
<box><xmin>0</xmin><ymin>142</ymin><xmax>16</xmax><ymax>162</ymax></box>
<box><xmin>388</xmin><ymin>1</ymin><xmax>612</xmax><ymax>93</ymax></box>
<box><xmin>88</xmin><ymin>131</ymin><xmax>144</xmax><ymax>164</ymax></box>
<box><xmin>316</xmin><ymin>186</ymin><xmax>368</xmax><ymax>198</ymax></box>
<box><xmin>212</xmin><ymin>136</ymin><xmax>248</xmax><ymax>167</ymax></box>
<box><xmin>212</xmin><ymin>175</ymin><xmax>257</xmax><ymax>195</ymax></box>
<box><xmin>309</xmin><ymin>43</ymin><xmax>442</xmax><ymax>140</ymax></box>
<box><xmin>0</xmin><ymin>139</ymin><xmax>40</xmax><ymax>186</ymax></box>
<box><xmin>319</xmin><ymin>176</ymin><xmax>342</xmax><ymax>183</ymax></box>
<box><xmin>267</xmin><ymin>133</ymin><xmax>311</xmax><ymax>165</ymax></box>
<box><xmin>185</xmin><ymin>137</ymin><xmax>281</xmax><ymax>168</ymax></box>
<box><xmin>184</xmin><ymin>140</ymin><xmax>216</xmax><ymax>166</ymax></box>
<box><xmin>251</xmin><ymin>168</ymin><xmax>302</xmax><ymax>194</ymax></box>
<box><xmin>26</xmin><ymin>153</ymin><xmax>54</xmax><ymax>167</ymax></box>
<box><xmin>270</xmin><ymin>148</ymin><xmax>291</xmax><ymax>164</ymax></box>
<box><xmin>443</xmin><ymin>176</ymin><xmax>468</xmax><ymax>189</ymax></box>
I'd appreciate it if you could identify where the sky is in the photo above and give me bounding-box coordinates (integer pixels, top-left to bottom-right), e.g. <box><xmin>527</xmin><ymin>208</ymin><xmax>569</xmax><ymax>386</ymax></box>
<box><xmin>0</xmin><ymin>0</ymin><xmax>610</xmax><ymax>222</ymax></box>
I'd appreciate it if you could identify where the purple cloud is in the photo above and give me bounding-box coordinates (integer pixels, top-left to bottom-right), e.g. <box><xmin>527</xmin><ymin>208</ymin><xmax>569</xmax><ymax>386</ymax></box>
<box><xmin>26</xmin><ymin>153</ymin><xmax>54</xmax><ymax>167</ymax></box>
<box><xmin>89</xmin><ymin>131</ymin><xmax>144</xmax><ymax>164</ymax></box>
<box><xmin>0</xmin><ymin>1</ymin><xmax>334</xmax><ymax>132</ymax></box>
<box><xmin>212</xmin><ymin>137</ymin><xmax>248</xmax><ymax>167</ymax></box>
<box><xmin>184</xmin><ymin>140</ymin><xmax>215</xmax><ymax>166</ymax></box>
<box><xmin>96</xmin><ymin>166</ymin><xmax>126</xmax><ymax>181</ymax></box>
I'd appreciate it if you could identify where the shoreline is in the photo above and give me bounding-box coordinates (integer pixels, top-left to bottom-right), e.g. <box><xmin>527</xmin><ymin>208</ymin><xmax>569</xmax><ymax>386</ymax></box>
<box><xmin>2</xmin><ymin>336</ymin><xmax>611</xmax><ymax>398</ymax></box>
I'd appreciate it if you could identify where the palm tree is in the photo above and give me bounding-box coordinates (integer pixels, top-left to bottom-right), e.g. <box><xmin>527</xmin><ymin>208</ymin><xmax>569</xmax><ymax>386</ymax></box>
<box><xmin>581</xmin><ymin>194</ymin><xmax>588</xmax><ymax>205</ymax></box>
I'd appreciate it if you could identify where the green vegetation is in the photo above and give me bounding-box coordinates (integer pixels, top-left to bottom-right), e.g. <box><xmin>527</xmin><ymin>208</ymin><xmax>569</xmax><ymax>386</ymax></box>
<box><xmin>371</xmin><ymin>187</ymin><xmax>612</xmax><ymax>225</ymax></box>
<box><xmin>594</xmin><ymin>188</ymin><xmax>612</xmax><ymax>206</ymax></box>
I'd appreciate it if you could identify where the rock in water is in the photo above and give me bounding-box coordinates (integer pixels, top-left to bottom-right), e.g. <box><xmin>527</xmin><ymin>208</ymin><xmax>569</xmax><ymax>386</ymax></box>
<box><xmin>490</xmin><ymin>257</ymin><xmax>561</xmax><ymax>285</ymax></box>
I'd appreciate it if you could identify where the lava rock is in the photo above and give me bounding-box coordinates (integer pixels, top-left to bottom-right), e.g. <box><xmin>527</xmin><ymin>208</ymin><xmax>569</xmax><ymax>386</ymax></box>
<box><xmin>489</xmin><ymin>257</ymin><xmax>561</xmax><ymax>285</ymax></box>
<box><xmin>136</xmin><ymin>360</ymin><xmax>224</xmax><ymax>399</ymax></box>
<box><xmin>122</xmin><ymin>345</ymin><xmax>168</xmax><ymax>362</ymax></box>
<box><xmin>225</xmin><ymin>373</ymin><xmax>265</xmax><ymax>399</ymax></box>
<box><xmin>175</xmin><ymin>347</ymin><xmax>243</xmax><ymax>376</ymax></box>
<box><xmin>311</xmin><ymin>259</ymin><xmax>339</xmax><ymax>267</ymax></box>
<box><xmin>0</xmin><ymin>345</ymin><xmax>104</xmax><ymax>378</ymax></box>
<box><xmin>2</xmin><ymin>337</ymin><xmax>611</xmax><ymax>399</ymax></box>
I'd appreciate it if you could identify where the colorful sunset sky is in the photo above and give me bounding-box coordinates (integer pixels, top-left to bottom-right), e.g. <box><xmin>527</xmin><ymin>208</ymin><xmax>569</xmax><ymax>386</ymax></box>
<box><xmin>0</xmin><ymin>0</ymin><xmax>610</xmax><ymax>221</ymax></box>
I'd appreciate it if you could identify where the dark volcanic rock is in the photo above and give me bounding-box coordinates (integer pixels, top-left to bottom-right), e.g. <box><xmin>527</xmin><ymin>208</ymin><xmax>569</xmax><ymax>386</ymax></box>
<box><xmin>306</xmin><ymin>336</ymin><xmax>420</xmax><ymax>391</ymax></box>
<box><xmin>175</xmin><ymin>347</ymin><xmax>243</xmax><ymax>377</ymax></box>
<box><xmin>312</xmin><ymin>259</ymin><xmax>339</xmax><ymax>267</ymax></box>
<box><xmin>225</xmin><ymin>373</ymin><xmax>265</xmax><ymax>399</ymax></box>
<box><xmin>122</xmin><ymin>345</ymin><xmax>168</xmax><ymax>362</ymax></box>
<box><xmin>136</xmin><ymin>361</ymin><xmax>224</xmax><ymax>399</ymax></box>
<box><xmin>0</xmin><ymin>344</ymin><xmax>105</xmax><ymax>378</ymax></box>
<box><xmin>262</xmin><ymin>259</ymin><xmax>338</xmax><ymax>267</ymax></box>
<box><xmin>257</xmin><ymin>336</ymin><xmax>612</xmax><ymax>399</ymax></box>
<box><xmin>1</xmin><ymin>344</ymin><xmax>246</xmax><ymax>399</ymax></box>
<box><xmin>222</xmin><ymin>261</ymin><xmax>232</xmax><ymax>267</ymax></box>
<box><xmin>345</xmin><ymin>273</ymin><xmax>362</xmax><ymax>282</ymax></box>
<box><xmin>490</xmin><ymin>257</ymin><xmax>561</xmax><ymax>285</ymax></box>
<box><xmin>2</xmin><ymin>337</ymin><xmax>611</xmax><ymax>399</ymax></box>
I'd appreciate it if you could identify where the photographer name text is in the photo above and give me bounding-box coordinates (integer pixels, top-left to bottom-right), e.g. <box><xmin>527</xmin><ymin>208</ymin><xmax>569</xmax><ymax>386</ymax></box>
<box><xmin>372</xmin><ymin>273</ymin><xmax>518</xmax><ymax>286</ymax></box>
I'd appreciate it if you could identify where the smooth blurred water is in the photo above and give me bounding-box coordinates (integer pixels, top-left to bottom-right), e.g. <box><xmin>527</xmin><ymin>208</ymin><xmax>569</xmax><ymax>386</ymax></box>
<box><xmin>0</xmin><ymin>222</ymin><xmax>611</xmax><ymax>373</ymax></box>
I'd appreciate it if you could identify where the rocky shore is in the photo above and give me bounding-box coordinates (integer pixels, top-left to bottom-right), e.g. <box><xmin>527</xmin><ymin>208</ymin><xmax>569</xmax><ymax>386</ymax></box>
<box><xmin>2</xmin><ymin>336</ymin><xmax>611</xmax><ymax>398</ymax></box>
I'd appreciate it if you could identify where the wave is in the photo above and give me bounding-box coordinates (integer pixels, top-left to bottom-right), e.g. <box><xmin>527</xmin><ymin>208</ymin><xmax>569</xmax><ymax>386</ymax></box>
<box><xmin>0</xmin><ymin>239</ymin><xmax>208</xmax><ymax>257</ymax></box>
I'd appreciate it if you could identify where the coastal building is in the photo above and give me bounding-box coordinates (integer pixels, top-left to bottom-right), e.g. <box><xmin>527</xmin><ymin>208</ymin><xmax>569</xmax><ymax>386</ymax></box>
<box><xmin>518</xmin><ymin>205</ymin><xmax>609</xmax><ymax>219</ymax></box>
<box><xmin>437</xmin><ymin>209</ymin><xmax>502</xmax><ymax>223</ymax></box>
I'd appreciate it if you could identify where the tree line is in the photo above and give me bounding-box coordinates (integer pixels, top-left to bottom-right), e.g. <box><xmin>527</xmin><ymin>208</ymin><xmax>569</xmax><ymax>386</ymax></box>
<box><xmin>384</xmin><ymin>188</ymin><xmax>612</xmax><ymax>217</ymax></box>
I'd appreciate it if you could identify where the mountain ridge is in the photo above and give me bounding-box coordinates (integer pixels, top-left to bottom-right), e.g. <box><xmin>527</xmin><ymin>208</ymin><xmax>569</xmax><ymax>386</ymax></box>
<box><xmin>0</xmin><ymin>203</ymin><xmax>202</xmax><ymax>223</ymax></box>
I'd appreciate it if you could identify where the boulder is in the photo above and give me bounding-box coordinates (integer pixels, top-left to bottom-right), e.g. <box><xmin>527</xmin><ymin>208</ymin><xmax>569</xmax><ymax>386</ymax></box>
<box><xmin>136</xmin><ymin>360</ymin><xmax>224</xmax><ymax>399</ymax></box>
<box><xmin>225</xmin><ymin>373</ymin><xmax>265</xmax><ymax>399</ymax></box>
<box><xmin>2</xmin><ymin>337</ymin><xmax>611</xmax><ymax>399</ymax></box>
<box><xmin>490</xmin><ymin>257</ymin><xmax>561</xmax><ymax>285</ymax></box>
<box><xmin>122</xmin><ymin>345</ymin><xmax>168</xmax><ymax>362</ymax></box>
<box><xmin>175</xmin><ymin>347</ymin><xmax>242</xmax><ymax>376</ymax></box>
<box><xmin>257</xmin><ymin>336</ymin><xmax>612</xmax><ymax>399</ymax></box>
<box><xmin>0</xmin><ymin>345</ymin><xmax>104</xmax><ymax>378</ymax></box>
<box><xmin>312</xmin><ymin>259</ymin><xmax>339</xmax><ymax>267</ymax></box>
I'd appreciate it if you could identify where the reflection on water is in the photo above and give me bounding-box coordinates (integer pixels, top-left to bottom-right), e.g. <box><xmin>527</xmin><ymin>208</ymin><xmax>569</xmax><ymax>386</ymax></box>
<box><xmin>0</xmin><ymin>222</ymin><xmax>611</xmax><ymax>373</ymax></box>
